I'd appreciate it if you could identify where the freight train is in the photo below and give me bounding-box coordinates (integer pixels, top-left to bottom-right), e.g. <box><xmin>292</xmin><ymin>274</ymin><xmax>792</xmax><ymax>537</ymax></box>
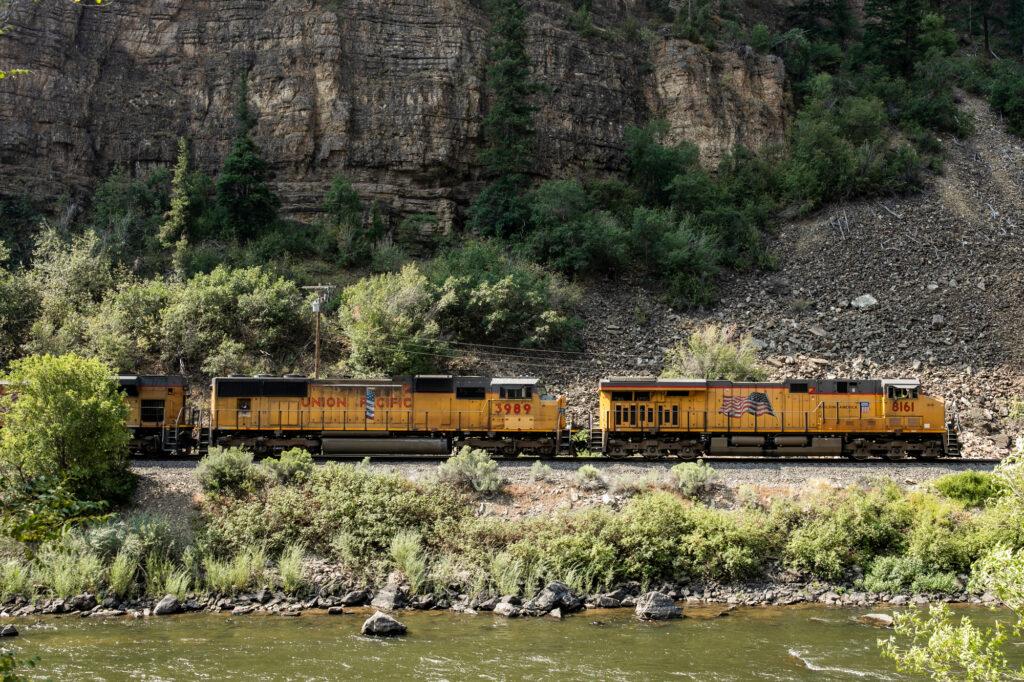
<box><xmin>0</xmin><ymin>373</ymin><xmax>959</xmax><ymax>459</ymax></box>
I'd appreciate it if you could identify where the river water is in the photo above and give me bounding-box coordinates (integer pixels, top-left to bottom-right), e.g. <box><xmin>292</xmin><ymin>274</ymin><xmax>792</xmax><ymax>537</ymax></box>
<box><xmin>2</xmin><ymin>605</ymin><xmax>1015</xmax><ymax>680</ymax></box>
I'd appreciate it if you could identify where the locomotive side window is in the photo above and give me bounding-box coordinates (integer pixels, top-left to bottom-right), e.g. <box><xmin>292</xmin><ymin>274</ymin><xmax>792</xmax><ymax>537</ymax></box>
<box><xmin>634</xmin><ymin>392</ymin><xmax>651</xmax><ymax>401</ymax></box>
<box><xmin>648</xmin><ymin>408</ymin><xmax>654</xmax><ymax>422</ymax></box>
<box><xmin>657</xmin><ymin>405</ymin><xmax>663</xmax><ymax>425</ymax></box>
<box><xmin>141</xmin><ymin>399</ymin><xmax>165</xmax><ymax>423</ymax></box>
<box><xmin>456</xmin><ymin>387</ymin><xmax>486</xmax><ymax>400</ymax></box>
<box><xmin>237</xmin><ymin>398</ymin><xmax>252</xmax><ymax>415</ymax></box>
<box><xmin>630</xmin><ymin>405</ymin><xmax>637</xmax><ymax>425</ymax></box>
<box><xmin>666</xmin><ymin>390</ymin><xmax>690</xmax><ymax>397</ymax></box>
<box><xmin>611</xmin><ymin>391</ymin><xmax>632</xmax><ymax>401</ymax></box>
<box><xmin>615</xmin><ymin>405</ymin><xmax>623</xmax><ymax>425</ymax></box>
<box><xmin>887</xmin><ymin>386</ymin><xmax>919</xmax><ymax>400</ymax></box>
<box><xmin>789</xmin><ymin>383</ymin><xmax>809</xmax><ymax>393</ymax></box>
<box><xmin>500</xmin><ymin>386</ymin><xmax>531</xmax><ymax>399</ymax></box>
<box><xmin>672</xmin><ymin>405</ymin><xmax>679</xmax><ymax>425</ymax></box>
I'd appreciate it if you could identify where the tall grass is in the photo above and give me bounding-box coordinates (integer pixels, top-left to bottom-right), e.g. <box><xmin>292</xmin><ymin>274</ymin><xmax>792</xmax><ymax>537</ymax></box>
<box><xmin>107</xmin><ymin>546</ymin><xmax>140</xmax><ymax>600</ymax></box>
<box><xmin>574</xmin><ymin>464</ymin><xmax>606</xmax><ymax>491</ymax></box>
<box><xmin>33</xmin><ymin>541</ymin><xmax>103</xmax><ymax>598</ymax></box>
<box><xmin>671</xmin><ymin>461</ymin><xmax>717</xmax><ymax>498</ymax></box>
<box><xmin>0</xmin><ymin>560</ymin><xmax>31</xmax><ymax>603</ymax></box>
<box><xmin>277</xmin><ymin>544</ymin><xmax>306</xmax><ymax>594</ymax></box>
<box><xmin>144</xmin><ymin>551</ymin><xmax>176</xmax><ymax>598</ymax></box>
<box><xmin>488</xmin><ymin>551</ymin><xmax>524</xmax><ymax>596</ymax></box>
<box><xmin>163</xmin><ymin>568</ymin><xmax>192</xmax><ymax>600</ymax></box>
<box><xmin>203</xmin><ymin>547</ymin><xmax>267</xmax><ymax>595</ymax></box>
<box><xmin>390</xmin><ymin>531</ymin><xmax>427</xmax><ymax>594</ymax></box>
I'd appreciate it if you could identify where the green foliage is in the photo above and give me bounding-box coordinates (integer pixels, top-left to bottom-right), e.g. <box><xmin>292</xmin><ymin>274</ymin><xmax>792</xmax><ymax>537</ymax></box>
<box><xmin>428</xmin><ymin>240</ymin><xmax>582</xmax><ymax>349</ymax></box>
<box><xmin>933</xmin><ymin>471</ymin><xmax>1003</xmax><ymax>507</ymax></box>
<box><xmin>323</xmin><ymin>175</ymin><xmax>382</xmax><ymax>267</ymax></box>
<box><xmin>670</xmin><ymin>461</ymin><xmax>717</xmax><ymax>498</ymax></box>
<box><xmin>0</xmin><ymin>354</ymin><xmax>132</xmax><ymax>503</ymax></box>
<box><xmin>574</xmin><ymin>464</ymin><xmax>606</xmax><ymax>491</ymax></box>
<box><xmin>784</xmin><ymin>484</ymin><xmax>913</xmax><ymax>580</ymax></box>
<box><xmin>262</xmin><ymin>448</ymin><xmax>314</xmax><ymax>486</ymax></box>
<box><xmin>0</xmin><ymin>559</ymin><xmax>30</xmax><ymax>603</ymax></box>
<box><xmin>160</xmin><ymin>137</ymin><xmax>193</xmax><ymax>273</ymax></box>
<box><xmin>84</xmin><ymin>278</ymin><xmax>175</xmax><ymax>371</ymax></box>
<box><xmin>0</xmin><ymin>194</ymin><xmax>42</xmax><ymax>267</ymax></box>
<box><xmin>863</xmin><ymin>0</ymin><xmax>926</xmax><ymax>78</ymax></box>
<box><xmin>862</xmin><ymin>555</ymin><xmax>959</xmax><ymax>594</ymax></box>
<box><xmin>202</xmin><ymin>546</ymin><xmax>266</xmax><ymax>595</ymax></box>
<box><xmin>0</xmin><ymin>244</ymin><xmax>36</xmax><ymax>367</ymax></box>
<box><xmin>215</xmin><ymin>76</ymin><xmax>280</xmax><ymax>242</ymax></box>
<box><xmin>277</xmin><ymin>543</ymin><xmax>306</xmax><ymax>594</ymax></box>
<box><xmin>528</xmin><ymin>460</ymin><xmax>555</xmax><ymax>482</ymax></box>
<box><xmin>161</xmin><ymin>265</ymin><xmax>306</xmax><ymax>376</ymax></box>
<box><xmin>988</xmin><ymin>61</ymin><xmax>1024</xmax><ymax>136</ymax></box>
<box><xmin>390</xmin><ymin>530</ymin><xmax>427</xmax><ymax>594</ymax></box>
<box><xmin>437</xmin><ymin>446</ymin><xmax>505</xmax><ymax>494</ymax></box>
<box><xmin>32</xmin><ymin>536</ymin><xmax>104</xmax><ymax>598</ymax></box>
<box><xmin>0</xmin><ymin>476</ymin><xmax>111</xmax><ymax>544</ymax></box>
<box><xmin>0</xmin><ymin>649</ymin><xmax>37</xmax><ymax>681</ymax></box>
<box><xmin>468</xmin><ymin>0</ymin><xmax>537</xmax><ymax>237</ymax></box>
<box><xmin>488</xmin><ymin>550</ymin><xmax>525</xmax><ymax>596</ymax></box>
<box><xmin>196</xmin><ymin>447</ymin><xmax>267</xmax><ymax>496</ymax></box>
<box><xmin>881</xmin><ymin>604</ymin><xmax>1012</xmax><ymax>681</ymax></box>
<box><xmin>337</xmin><ymin>263</ymin><xmax>442</xmax><ymax>376</ymax></box>
<box><xmin>107</xmin><ymin>544</ymin><xmax>140</xmax><ymax>599</ymax></box>
<box><xmin>88</xmin><ymin>168</ymin><xmax>170</xmax><ymax>275</ymax></box>
<box><xmin>661</xmin><ymin>324</ymin><xmax>767</xmax><ymax>381</ymax></box>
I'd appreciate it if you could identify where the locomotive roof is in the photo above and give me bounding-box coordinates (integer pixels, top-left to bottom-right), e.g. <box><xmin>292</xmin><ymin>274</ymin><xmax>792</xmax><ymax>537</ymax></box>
<box><xmin>118</xmin><ymin>375</ymin><xmax>186</xmax><ymax>386</ymax></box>
<box><xmin>600</xmin><ymin>377</ymin><xmax>898</xmax><ymax>391</ymax></box>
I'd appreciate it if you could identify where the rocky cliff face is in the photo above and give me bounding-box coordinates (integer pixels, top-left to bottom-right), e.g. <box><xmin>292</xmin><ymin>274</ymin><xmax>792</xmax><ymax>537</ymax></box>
<box><xmin>0</xmin><ymin>0</ymin><xmax>789</xmax><ymax>228</ymax></box>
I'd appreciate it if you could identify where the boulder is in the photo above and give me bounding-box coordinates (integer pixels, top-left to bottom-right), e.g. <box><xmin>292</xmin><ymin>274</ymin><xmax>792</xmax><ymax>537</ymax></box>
<box><xmin>370</xmin><ymin>586</ymin><xmax>405</xmax><ymax>611</ymax></box>
<box><xmin>327</xmin><ymin>606</ymin><xmax>345</xmax><ymax>615</ymax></box>
<box><xmin>410</xmin><ymin>594</ymin><xmax>436</xmax><ymax>610</ymax></box>
<box><xmin>587</xmin><ymin>595</ymin><xmax>622</xmax><ymax>609</ymax></box>
<box><xmin>361</xmin><ymin>610</ymin><xmax>407</xmax><ymax>637</ymax></box>
<box><xmin>231</xmin><ymin>604</ymin><xmax>257</xmax><ymax>615</ymax></box>
<box><xmin>67</xmin><ymin>593</ymin><xmax>97</xmax><ymax>612</ymax></box>
<box><xmin>635</xmin><ymin>592</ymin><xmax>682</xmax><ymax>620</ymax></box>
<box><xmin>153</xmin><ymin>595</ymin><xmax>181</xmax><ymax>616</ymax></box>
<box><xmin>89</xmin><ymin>609</ymin><xmax>127</xmax><ymax>618</ymax></box>
<box><xmin>548</xmin><ymin>607</ymin><xmax>563</xmax><ymax>619</ymax></box>
<box><xmin>858</xmin><ymin>613</ymin><xmax>894</xmax><ymax>628</ymax></box>
<box><xmin>531</xmin><ymin>581</ymin><xmax>572</xmax><ymax>612</ymax></box>
<box><xmin>340</xmin><ymin>589</ymin><xmax>371</xmax><ymax>606</ymax></box>
<box><xmin>493</xmin><ymin>602</ymin><xmax>520</xmax><ymax>618</ymax></box>
<box><xmin>0</xmin><ymin>625</ymin><xmax>17</xmax><ymax>637</ymax></box>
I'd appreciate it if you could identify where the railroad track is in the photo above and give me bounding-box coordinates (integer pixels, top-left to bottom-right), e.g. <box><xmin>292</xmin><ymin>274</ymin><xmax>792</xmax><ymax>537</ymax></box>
<box><xmin>133</xmin><ymin>454</ymin><xmax>1002</xmax><ymax>466</ymax></box>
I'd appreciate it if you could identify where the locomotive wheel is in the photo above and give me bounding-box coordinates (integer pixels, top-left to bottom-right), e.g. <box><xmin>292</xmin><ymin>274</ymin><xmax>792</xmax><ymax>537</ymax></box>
<box><xmin>607</xmin><ymin>447</ymin><xmax>628</xmax><ymax>459</ymax></box>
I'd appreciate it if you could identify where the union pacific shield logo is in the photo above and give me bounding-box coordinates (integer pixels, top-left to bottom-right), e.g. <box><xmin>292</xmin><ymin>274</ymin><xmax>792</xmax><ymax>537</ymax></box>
<box><xmin>719</xmin><ymin>392</ymin><xmax>775</xmax><ymax>418</ymax></box>
<box><xmin>365</xmin><ymin>388</ymin><xmax>376</xmax><ymax>419</ymax></box>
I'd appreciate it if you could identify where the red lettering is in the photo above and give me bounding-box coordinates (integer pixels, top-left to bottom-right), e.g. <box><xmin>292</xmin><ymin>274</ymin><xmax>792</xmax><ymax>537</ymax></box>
<box><xmin>327</xmin><ymin>397</ymin><xmax>336</xmax><ymax>408</ymax></box>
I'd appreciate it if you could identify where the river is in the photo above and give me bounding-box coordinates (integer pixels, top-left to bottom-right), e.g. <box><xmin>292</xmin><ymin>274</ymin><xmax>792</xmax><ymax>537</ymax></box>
<box><xmin>2</xmin><ymin>605</ymin><xmax>1015</xmax><ymax>680</ymax></box>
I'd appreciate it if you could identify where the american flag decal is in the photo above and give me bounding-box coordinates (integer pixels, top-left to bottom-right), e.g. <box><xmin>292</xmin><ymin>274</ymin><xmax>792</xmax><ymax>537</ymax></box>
<box><xmin>719</xmin><ymin>392</ymin><xmax>775</xmax><ymax>418</ymax></box>
<box><xmin>365</xmin><ymin>388</ymin><xmax>376</xmax><ymax>419</ymax></box>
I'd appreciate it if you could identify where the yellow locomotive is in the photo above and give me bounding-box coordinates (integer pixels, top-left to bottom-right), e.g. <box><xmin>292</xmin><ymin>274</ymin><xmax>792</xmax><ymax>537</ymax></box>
<box><xmin>117</xmin><ymin>375</ymin><xmax>195</xmax><ymax>455</ymax></box>
<box><xmin>208</xmin><ymin>374</ymin><xmax>570</xmax><ymax>455</ymax></box>
<box><xmin>595</xmin><ymin>376</ymin><xmax>953</xmax><ymax>459</ymax></box>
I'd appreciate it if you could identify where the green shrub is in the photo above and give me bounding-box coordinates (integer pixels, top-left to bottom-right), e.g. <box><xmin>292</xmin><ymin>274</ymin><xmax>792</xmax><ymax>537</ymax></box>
<box><xmin>262</xmin><ymin>448</ymin><xmax>314</xmax><ymax>486</ymax></box>
<box><xmin>277</xmin><ymin>544</ymin><xmax>306</xmax><ymax>594</ymax></box>
<box><xmin>904</xmin><ymin>494</ymin><xmax>977</xmax><ymax>574</ymax></box>
<box><xmin>488</xmin><ymin>551</ymin><xmax>524</xmax><ymax>596</ymax></box>
<box><xmin>988</xmin><ymin>61</ymin><xmax>1024</xmax><ymax>136</ymax></box>
<box><xmin>609</xmin><ymin>471</ymin><xmax>667</xmax><ymax>496</ymax></box>
<box><xmin>427</xmin><ymin>240</ymin><xmax>582</xmax><ymax>349</ymax></box>
<box><xmin>196</xmin><ymin>447</ymin><xmax>266</xmax><ymax>496</ymax></box>
<box><xmin>337</xmin><ymin>263</ymin><xmax>442</xmax><ymax>376</ymax></box>
<box><xmin>661</xmin><ymin>324</ymin><xmax>766</xmax><ymax>381</ymax></box>
<box><xmin>33</xmin><ymin>538</ymin><xmax>104</xmax><ymax>598</ymax></box>
<box><xmin>203</xmin><ymin>546</ymin><xmax>266</xmax><ymax>595</ymax></box>
<box><xmin>437</xmin><ymin>447</ymin><xmax>505</xmax><ymax>494</ymax></box>
<box><xmin>574</xmin><ymin>464</ymin><xmax>606</xmax><ymax>491</ymax></box>
<box><xmin>783</xmin><ymin>484</ymin><xmax>913</xmax><ymax>579</ymax></box>
<box><xmin>933</xmin><ymin>471</ymin><xmax>1002</xmax><ymax>507</ymax></box>
<box><xmin>390</xmin><ymin>530</ymin><xmax>427</xmax><ymax>594</ymax></box>
<box><xmin>862</xmin><ymin>555</ymin><xmax>959</xmax><ymax>594</ymax></box>
<box><xmin>677</xmin><ymin>505</ymin><xmax>777</xmax><ymax>581</ymax></box>
<box><xmin>0</xmin><ymin>560</ymin><xmax>30</xmax><ymax>603</ymax></box>
<box><xmin>107</xmin><ymin>545</ymin><xmax>140</xmax><ymax>599</ymax></box>
<box><xmin>528</xmin><ymin>460</ymin><xmax>555</xmax><ymax>482</ymax></box>
<box><xmin>0</xmin><ymin>353</ymin><xmax>132</xmax><ymax>503</ymax></box>
<box><xmin>670</xmin><ymin>461</ymin><xmax>717</xmax><ymax>498</ymax></box>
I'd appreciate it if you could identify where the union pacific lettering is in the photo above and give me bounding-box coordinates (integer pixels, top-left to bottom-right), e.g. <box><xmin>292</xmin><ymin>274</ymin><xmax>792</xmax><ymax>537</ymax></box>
<box><xmin>300</xmin><ymin>395</ymin><xmax>413</xmax><ymax>408</ymax></box>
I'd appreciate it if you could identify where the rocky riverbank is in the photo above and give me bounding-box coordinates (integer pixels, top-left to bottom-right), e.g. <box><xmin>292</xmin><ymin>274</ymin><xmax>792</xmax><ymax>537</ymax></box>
<box><xmin>0</xmin><ymin>575</ymin><xmax>1001</xmax><ymax>623</ymax></box>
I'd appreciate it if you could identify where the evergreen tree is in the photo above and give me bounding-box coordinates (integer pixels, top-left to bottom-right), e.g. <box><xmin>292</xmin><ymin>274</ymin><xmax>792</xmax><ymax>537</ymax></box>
<box><xmin>161</xmin><ymin>137</ymin><xmax>191</xmax><ymax>274</ymax></box>
<box><xmin>863</xmin><ymin>0</ymin><xmax>926</xmax><ymax>77</ymax></box>
<box><xmin>215</xmin><ymin>75</ymin><xmax>280</xmax><ymax>243</ymax></box>
<box><xmin>467</xmin><ymin>0</ymin><xmax>537</xmax><ymax>238</ymax></box>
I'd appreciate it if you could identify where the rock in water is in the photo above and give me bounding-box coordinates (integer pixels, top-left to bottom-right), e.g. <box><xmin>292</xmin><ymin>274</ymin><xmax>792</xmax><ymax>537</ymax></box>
<box><xmin>153</xmin><ymin>595</ymin><xmax>181</xmax><ymax>616</ymax></box>
<box><xmin>370</xmin><ymin>586</ymin><xmax>405</xmax><ymax>611</ymax></box>
<box><xmin>493</xmin><ymin>602</ymin><xmax>520</xmax><ymax>618</ymax></box>
<box><xmin>361</xmin><ymin>611</ymin><xmax>407</xmax><ymax>637</ymax></box>
<box><xmin>327</xmin><ymin>606</ymin><xmax>345</xmax><ymax>615</ymax></box>
<box><xmin>0</xmin><ymin>625</ymin><xmax>18</xmax><ymax>637</ymax></box>
<box><xmin>857</xmin><ymin>613</ymin><xmax>894</xmax><ymax>628</ymax></box>
<box><xmin>635</xmin><ymin>592</ymin><xmax>682</xmax><ymax>620</ymax></box>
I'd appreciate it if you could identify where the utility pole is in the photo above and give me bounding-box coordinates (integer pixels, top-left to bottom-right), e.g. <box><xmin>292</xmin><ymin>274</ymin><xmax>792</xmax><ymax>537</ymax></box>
<box><xmin>302</xmin><ymin>285</ymin><xmax>335</xmax><ymax>379</ymax></box>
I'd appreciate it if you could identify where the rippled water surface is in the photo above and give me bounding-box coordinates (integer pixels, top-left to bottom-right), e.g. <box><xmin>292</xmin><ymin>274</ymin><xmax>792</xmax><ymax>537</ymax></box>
<box><xmin>3</xmin><ymin>605</ymin><xmax>1015</xmax><ymax>680</ymax></box>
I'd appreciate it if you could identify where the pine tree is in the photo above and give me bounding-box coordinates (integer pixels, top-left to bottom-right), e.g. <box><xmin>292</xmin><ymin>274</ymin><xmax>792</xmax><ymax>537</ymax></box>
<box><xmin>215</xmin><ymin>75</ymin><xmax>280</xmax><ymax>242</ymax></box>
<box><xmin>467</xmin><ymin>0</ymin><xmax>538</xmax><ymax>238</ymax></box>
<box><xmin>863</xmin><ymin>0</ymin><xmax>926</xmax><ymax>77</ymax></box>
